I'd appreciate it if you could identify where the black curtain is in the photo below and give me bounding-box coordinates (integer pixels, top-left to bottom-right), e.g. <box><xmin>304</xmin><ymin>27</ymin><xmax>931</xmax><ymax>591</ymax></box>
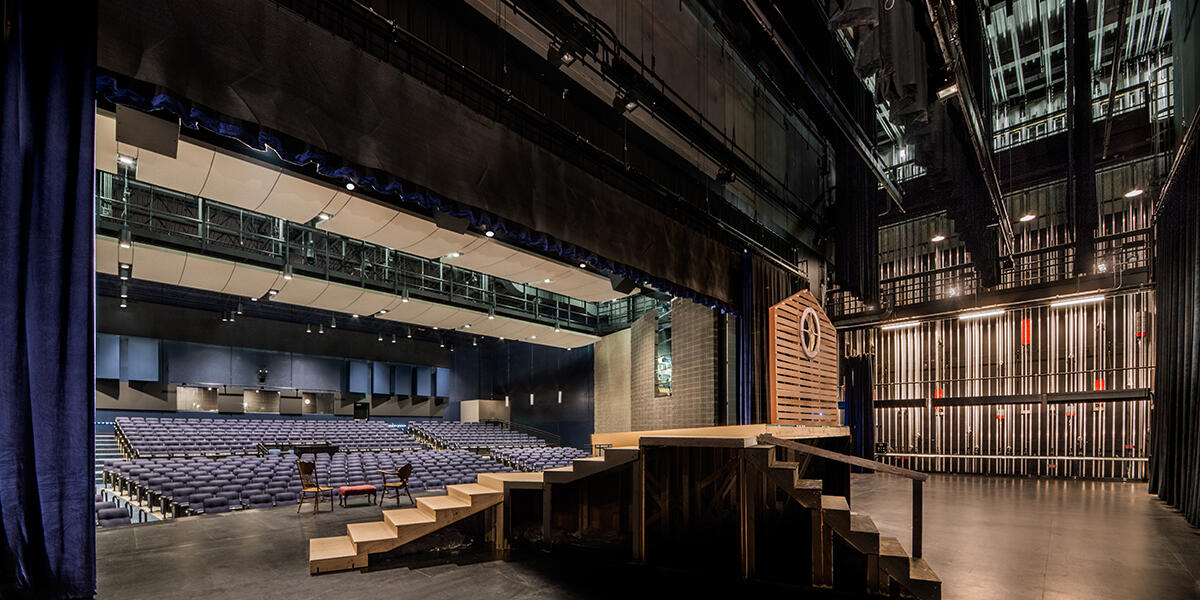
<box><xmin>1149</xmin><ymin>139</ymin><xmax>1200</xmax><ymax>527</ymax></box>
<box><xmin>0</xmin><ymin>2</ymin><xmax>97</xmax><ymax>598</ymax></box>
<box><xmin>747</xmin><ymin>255</ymin><xmax>802</xmax><ymax>424</ymax></box>
<box><xmin>841</xmin><ymin>355</ymin><xmax>875</xmax><ymax>467</ymax></box>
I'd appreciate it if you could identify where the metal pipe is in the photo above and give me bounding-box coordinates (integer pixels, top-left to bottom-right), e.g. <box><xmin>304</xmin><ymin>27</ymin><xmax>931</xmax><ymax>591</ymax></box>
<box><xmin>1100</xmin><ymin>0</ymin><xmax>1132</xmax><ymax>159</ymax></box>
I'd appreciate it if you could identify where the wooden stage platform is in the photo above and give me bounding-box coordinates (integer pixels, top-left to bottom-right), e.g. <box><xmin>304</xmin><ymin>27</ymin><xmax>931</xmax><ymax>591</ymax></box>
<box><xmin>309</xmin><ymin>425</ymin><xmax>939</xmax><ymax>599</ymax></box>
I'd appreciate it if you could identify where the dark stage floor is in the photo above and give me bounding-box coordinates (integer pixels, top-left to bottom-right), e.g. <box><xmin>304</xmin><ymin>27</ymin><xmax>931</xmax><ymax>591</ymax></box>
<box><xmin>96</xmin><ymin>475</ymin><xmax>1200</xmax><ymax>600</ymax></box>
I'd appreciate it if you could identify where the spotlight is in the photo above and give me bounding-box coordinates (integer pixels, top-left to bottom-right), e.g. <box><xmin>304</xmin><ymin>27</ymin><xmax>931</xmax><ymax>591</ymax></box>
<box><xmin>488</xmin><ymin>309</ymin><xmax>495</xmax><ymax>320</ymax></box>
<box><xmin>439</xmin><ymin>339</ymin><xmax>445</xmax><ymax>348</ymax></box>
<box><xmin>433</xmin><ymin>326</ymin><xmax>439</xmax><ymax>330</ymax></box>
<box><xmin>613</xmin><ymin>91</ymin><xmax>638</xmax><ymax>112</ymax></box>
<box><xmin>318</xmin><ymin>212</ymin><xmax>330</xmax><ymax>221</ymax></box>
<box><xmin>446</xmin><ymin>252</ymin><xmax>460</xmax><ymax>259</ymax></box>
<box><xmin>401</xmin><ymin>290</ymin><xmax>409</xmax><ymax>303</ymax></box>
<box><xmin>282</xmin><ymin>264</ymin><xmax>293</xmax><ymax>280</ymax></box>
<box><xmin>1124</xmin><ymin>188</ymin><xmax>1144</xmax><ymax>198</ymax></box>
<box><xmin>120</xmin><ymin>283</ymin><xmax>128</xmax><ymax>299</ymax></box>
<box><xmin>406</xmin><ymin>328</ymin><xmax>412</xmax><ymax>339</ymax></box>
<box><xmin>222</xmin><ymin>312</ymin><xmax>229</xmax><ymax>323</ymax></box>
<box><xmin>236</xmin><ymin>302</ymin><xmax>243</xmax><ymax>315</ymax></box>
<box><xmin>250</xmin><ymin>297</ymin><xmax>258</xmax><ymax>302</ymax></box>
<box><xmin>1019</xmin><ymin>213</ymin><xmax>1036</xmax><ymax>222</ymax></box>
<box><xmin>547</xmin><ymin>41</ymin><xmax>576</xmax><ymax>68</ymax></box>
<box><xmin>485</xmin><ymin>230</ymin><xmax>495</xmax><ymax>238</ymax></box>
<box><xmin>463</xmin><ymin>323</ymin><xmax>471</xmax><ymax>329</ymax></box>
<box><xmin>505</xmin><ymin>395</ymin><xmax>509</xmax><ymax>407</ymax></box>
<box><xmin>558</xmin><ymin>390</ymin><xmax>563</xmax><ymax>404</ymax></box>
<box><xmin>306</xmin><ymin>324</ymin><xmax>312</xmax><ymax>334</ymax></box>
<box><xmin>579</xmin><ymin>263</ymin><xmax>587</xmax><ymax>268</ymax></box>
<box><xmin>530</xmin><ymin>393</ymin><xmax>534</xmax><ymax>406</ymax></box>
<box><xmin>472</xmin><ymin>337</ymin><xmax>477</xmax><ymax>347</ymax></box>
<box><xmin>529</xmin><ymin>335</ymin><xmax>537</xmax><ymax>340</ymax></box>
<box><xmin>330</xmin><ymin>317</ymin><xmax>337</xmax><ymax>328</ymax></box>
<box><xmin>319</xmin><ymin>324</ymin><xmax>325</xmax><ymax>334</ymax></box>
<box><xmin>118</xmin><ymin>263</ymin><xmax>131</xmax><ymax>281</ymax></box>
<box><xmin>345</xmin><ymin>182</ymin><xmax>356</xmax><ymax>191</ymax></box>
<box><xmin>449</xmin><ymin>346</ymin><xmax>455</xmax><ymax>353</ymax></box>
<box><xmin>119</xmin><ymin>228</ymin><xmax>132</xmax><ymax>249</ymax></box>
<box><xmin>554</xmin><ymin>325</ymin><xmax>561</xmax><ymax>333</ymax></box>
<box><xmin>931</xmin><ymin>234</ymin><xmax>946</xmax><ymax>242</ymax></box>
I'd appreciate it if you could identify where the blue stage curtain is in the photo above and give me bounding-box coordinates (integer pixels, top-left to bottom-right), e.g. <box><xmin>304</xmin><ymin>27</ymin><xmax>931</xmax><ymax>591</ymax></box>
<box><xmin>841</xmin><ymin>355</ymin><xmax>876</xmax><ymax>467</ymax></box>
<box><xmin>0</xmin><ymin>1</ymin><xmax>97</xmax><ymax>597</ymax></box>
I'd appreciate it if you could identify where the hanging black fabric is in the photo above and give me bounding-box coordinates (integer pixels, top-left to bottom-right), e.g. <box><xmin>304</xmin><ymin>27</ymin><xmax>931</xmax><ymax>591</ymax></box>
<box><xmin>841</xmin><ymin>355</ymin><xmax>876</xmax><ymax>467</ymax></box>
<box><xmin>748</xmin><ymin>255</ymin><xmax>802</xmax><ymax>423</ymax></box>
<box><xmin>0</xmin><ymin>1</ymin><xmax>97</xmax><ymax>597</ymax></box>
<box><xmin>1148</xmin><ymin>137</ymin><xmax>1200</xmax><ymax>527</ymax></box>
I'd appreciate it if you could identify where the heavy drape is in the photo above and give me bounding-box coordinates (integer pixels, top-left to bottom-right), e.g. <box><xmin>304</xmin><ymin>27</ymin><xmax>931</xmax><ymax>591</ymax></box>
<box><xmin>1148</xmin><ymin>136</ymin><xmax>1200</xmax><ymax>527</ymax></box>
<box><xmin>0</xmin><ymin>2</ymin><xmax>97</xmax><ymax>597</ymax></box>
<box><xmin>841</xmin><ymin>355</ymin><xmax>875</xmax><ymax>467</ymax></box>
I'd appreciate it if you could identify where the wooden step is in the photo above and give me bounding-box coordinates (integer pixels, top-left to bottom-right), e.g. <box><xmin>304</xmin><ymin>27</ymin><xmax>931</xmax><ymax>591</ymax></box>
<box><xmin>308</xmin><ymin>536</ymin><xmax>366</xmax><ymax>575</ymax></box>
<box><xmin>877</xmin><ymin>536</ymin><xmax>941</xmax><ymax>600</ymax></box>
<box><xmin>446</xmin><ymin>483</ymin><xmax>503</xmax><ymax>505</ymax></box>
<box><xmin>346</xmin><ymin>521</ymin><xmax>398</xmax><ymax>554</ymax></box>
<box><xmin>477</xmin><ymin>471</ymin><xmax>544</xmax><ymax>491</ymax></box>
<box><xmin>820</xmin><ymin>495</ymin><xmax>851</xmax><ymax>533</ymax></box>
<box><xmin>416</xmin><ymin>494</ymin><xmax>474</xmax><ymax>521</ymax></box>
<box><xmin>846</xmin><ymin>512</ymin><xmax>880</xmax><ymax>554</ymax></box>
<box><xmin>383</xmin><ymin>508</ymin><xmax>436</xmax><ymax>530</ymax></box>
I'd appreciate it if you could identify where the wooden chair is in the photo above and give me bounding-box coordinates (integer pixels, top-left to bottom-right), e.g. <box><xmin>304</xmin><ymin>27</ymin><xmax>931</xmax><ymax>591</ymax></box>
<box><xmin>378</xmin><ymin>463</ymin><xmax>414</xmax><ymax>507</ymax></box>
<box><xmin>296</xmin><ymin>460</ymin><xmax>334</xmax><ymax>514</ymax></box>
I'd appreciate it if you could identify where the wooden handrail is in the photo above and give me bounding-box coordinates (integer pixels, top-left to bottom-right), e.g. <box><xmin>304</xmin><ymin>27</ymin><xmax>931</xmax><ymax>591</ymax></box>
<box><xmin>759</xmin><ymin>433</ymin><xmax>927</xmax><ymax>558</ymax></box>
<box><xmin>758</xmin><ymin>434</ymin><xmax>928</xmax><ymax>481</ymax></box>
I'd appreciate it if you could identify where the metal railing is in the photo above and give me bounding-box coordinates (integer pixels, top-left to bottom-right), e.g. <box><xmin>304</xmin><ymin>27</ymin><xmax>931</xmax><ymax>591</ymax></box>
<box><xmin>760</xmin><ymin>434</ymin><xmax>929</xmax><ymax>558</ymax></box>
<box><xmin>96</xmin><ymin>171</ymin><xmax>651</xmax><ymax>334</ymax></box>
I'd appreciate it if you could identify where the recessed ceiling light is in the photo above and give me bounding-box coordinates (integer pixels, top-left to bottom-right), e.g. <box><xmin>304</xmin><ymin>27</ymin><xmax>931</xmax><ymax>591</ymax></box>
<box><xmin>268</xmin><ymin>289</ymin><xmax>278</xmax><ymax>296</ymax></box>
<box><xmin>529</xmin><ymin>335</ymin><xmax>537</xmax><ymax>340</ymax></box>
<box><xmin>318</xmin><ymin>212</ymin><xmax>330</xmax><ymax>221</ymax></box>
<box><xmin>931</xmin><ymin>234</ymin><xmax>946</xmax><ymax>242</ymax></box>
<box><xmin>579</xmin><ymin>263</ymin><xmax>587</xmax><ymax>268</ymax></box>
<box><xmin>543</xmin><ymin>278</ymin><xmax>551</xmax><ymax>283</ymax></box>
<box><xmin>345</xmin><ymin>182</ymin><xmax>356</xmax><ymax>191</ymax></box>
<box><xmin>1019</xmin><ymin>213</ymin><xmax>1036</xmax><ymax>222</ymax></box>
<box><xmin>351</xmin><ymin>314</ymin><xmax>359</xmax><ymax>318</ymax></box>
<box><xmin>1124</xmin><ymin>188</ymin><xmax>1144</xmax><ymax>198</ymax></box>
<box><xmin>485</xmin><ymin>230</ymin><xmax>495</xmax><ymax>238</ymax></box>
<box><xmin>463</xmin><ymin>323</ymin><xmax>471</xmax><ymax>329</ymax></box>
<box><xmin>378</xmin><ymin>309</ymin><xmax>388</xmax><ymax>315</ymax></box>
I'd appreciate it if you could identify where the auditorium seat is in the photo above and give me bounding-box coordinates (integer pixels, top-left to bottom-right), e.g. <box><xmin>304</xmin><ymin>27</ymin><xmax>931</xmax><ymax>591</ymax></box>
<box><xmin>97</xmin><ymin>507</ymin><xmax>132</xmax><ymax>527</ymax></box>
<box><xmin>202</xmin><ymin>496</ymin><xmax>231</xmax><ymax>514</ymax></box>
<box><xmin>246</xmin><ymin>494</ymin><xmax>274</xmax><ymax>509</ymax></box>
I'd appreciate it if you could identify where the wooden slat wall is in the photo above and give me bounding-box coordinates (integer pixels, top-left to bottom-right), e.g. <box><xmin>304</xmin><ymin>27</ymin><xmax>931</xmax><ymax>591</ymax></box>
<box><xmin>768</xmin><ymin>290</ymin><xmax>839</xmax><ymax>426</ymax></box>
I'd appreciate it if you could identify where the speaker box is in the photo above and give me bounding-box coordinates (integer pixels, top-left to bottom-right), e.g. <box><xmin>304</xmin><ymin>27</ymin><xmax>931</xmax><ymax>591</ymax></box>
<box><xmin>609</xmin><ymin>275</ymin><xmax>638</xmax><ymax>294</ymax></box>
<box><xmin>434</xmin><ymin>212</ymin><xmax>470</xmax><ymax>234</ymax></box>
<box><xmin>115</xmin><ymin>105</ymin><xmax>179</xmax><ymax>158</ymax></box>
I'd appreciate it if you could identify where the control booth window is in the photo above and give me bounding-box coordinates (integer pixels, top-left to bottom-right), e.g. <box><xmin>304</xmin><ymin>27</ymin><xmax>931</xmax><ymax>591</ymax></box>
<box><xmin>655</xmin><ymin>308</ymin><xmax>672</xmax><ymax>397</ymax></box>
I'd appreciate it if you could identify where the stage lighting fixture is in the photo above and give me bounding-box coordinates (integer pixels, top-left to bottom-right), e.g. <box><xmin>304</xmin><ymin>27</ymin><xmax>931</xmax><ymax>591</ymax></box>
<box><xmin>282</xmin><ymin>264</ymin><xmax>293</xmax><ymax>280</ymax></box>
<box><xmin>485</xmin><ymin>230</ymin><xmax>495</xmax><ymax>238</ymax></box>
<box><xmin>345</xmin><ymin>182</ymin><xmax>356</xmax><ymax>191</ymax></box>
<box><xmin>319</xmin><ymin>324</ymin><xmax>325</xmax><ymax>334</ymax></box>
<box><xmin>118</xmin><ymin>263</ymin><xmax>131</xmax><ymax>281</ymax></box>
<box><xmin>613</xmin><ymin>91</ymin><xmax>639</xmax><ymax>112</ymax></box>
<box><xmin>120</xmin><ymin>283</ymin><xmax>128</xmax><ymax>299</ymax></box>
<box><xmin>119</xmin><ymin>298</ymin><xmax>127</xmax><ymax>309</ymax></box>
<box><xmin>330</xmin><ymin>317</ymin><xmax>337</xmax><ymax>328</ymax></box>
<box><xmin>119</xmin><ymin>228</ymin><xmax>132</xmax><ymax>249</ymax></box>
<box><xmin>318</xmin><ymin>212</ymin><xmax>330</xmax><ymax>221</ymax></box>
<box><xmin>306</xmin><ymin>324</ymin><xmax>312</xmax><ymax>334</ymax></box>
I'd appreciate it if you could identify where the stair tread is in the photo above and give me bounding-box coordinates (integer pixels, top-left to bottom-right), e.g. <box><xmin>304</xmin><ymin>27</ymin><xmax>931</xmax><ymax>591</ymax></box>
<box><xmin>418</xmin><ymin>495</ymin><xmax>472</xmax><ymax>511</ymax></box>
<box><xmin>447</xmin><ymin>483</ymin><xmax>503</xmax><ymax>497</ymax></box>
<box><xmin>346</xmin><ymin>521</ymin><xmax>397</xmax><ymax>544</ymax></box>
<box><xmin>383</xmin><ymin>508</ymin><xmax>437</xmax><ymax>527</ymax></box>
<box><xmin>878</xmin><ymin>536</ymin><xmax>908</xmax><ymax>559</ymax></box>
<box><xmin>575</xmin><ymin>457</ymin><xmax>606</xmax><ymax>463</ymax></box>
<box><xmin>821</xmin><ymin>495</ymin><xmax>850</xmax><ymax>512</ymax></box>
<box><xmin>796</xmin><ymin>479</ymin><xmax>823</xmax><ymax>490</ymax></box>
<box><xmin>309</xmin><ymin>536</ymin><xmax>358</xmax><ymax>560</ymax></box>
<box><xmin>910</xmin><ymin>558</ymin><xmax>941</xmax><ymax>583</ymax></box>
<box><xmin>850</xmin><ymin>513</ymin><xmax>879</xmax><ymax>534</ymax></box>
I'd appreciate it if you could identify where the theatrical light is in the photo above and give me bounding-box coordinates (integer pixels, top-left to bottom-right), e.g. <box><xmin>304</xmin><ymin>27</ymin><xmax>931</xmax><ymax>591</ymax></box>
<box><xmin>1019</xmin><ymin>213</ymin><xmax>1036</xmax><ymax>222</ymax></box>
<box><xmin>306</xmin><ymin>324</ymin><xmax>312</xmax><ymax>334</ymax></box>
<box><xmin>880</xmin><ymin>320</ymin><xmax>920</xmax><ymax>331</ymax></box>
<box><xmin>444</xmin><ymin>252</ymin><xmax>460</xmax><ymax>259</ymax></box>
<box><xmin>236</xmin><ymin>302</ymin><xmax>243</xmax><ymax>315</ymax></box>
<box><xmin>463</xmin><ymin>323</ymin><xmax>471</xmax><ymax>329</ymax></box>
<box><xmin>118</xmin><ymin>263</ymin><xmax>131</xmax><ymax>281</ymax></box>
<box><xmin>120</xmin><ymin>283</ymin><xmax>128</xmax><ymax>299</ymax></box>
<box><xmin>228</xmin><ymin>311</ymin><xmax>235</xmax><ymax>323</ymax></box>
<box><xmin>439</xmin><ymin>340</ymin><xmax>445</xmax><ymax>348</ymax></box>
<box><xmin>117</xmin><ymin>154</ymin><xmax>135</xmax><ymax>166</ymax></box>
<box><xmin>554</xmin><ymin>324</ymin><xmax>561</xmax><ymax>332</ymax></box>
<box><xmin>1124</xmin><ymin>188</ymin><xmax>1144</xmax><ymax>198</ymax></box>
<box><xmin>472</xmin><ymin>337</ymin><xmax>477</xmax><ymax>347</ymax></box>
<box><xmin>345</xmin><ymin>182</ymin><xmax>356</xmax><ymax>191</ymax></box>
<box><xmin>485</xmin><ymin>230</ymin><xmax>495</xmax><ymax>238</ymax></box>
<box><xmin>433</xmin><ymin>326</ymin><xmax>439</xmax><ymax>330</ymax></box>
<box><xmin>959</xmin><ymin>308</ymin><xmax>1005</xmax><ymax>321</ymax></box>
<box><xmin>488</xmin><ymin>309</ymin><xmax>495</xmax><ymax>320</ymax></box>
<box><xmin>931</xmin><ymin>234</ymin><xmax>946</xmax><ymax>242</ymax></box>
<box><xmin>304</xmin><ymin>398</ymin><xmax>311</xmax><ymax>405</ymax></box>
<box><xmin>449</xmin><ymin>346</ymin><xmax>455</xmax><ymax>353</ymax></box>
<box><xmin>250</xmin><ymin>297</ymin><xmax>258</xmax><ymax>302</ymax></box>
<box><xmin>499</xmin><ymin>336</ymin><xmax>505</xmax><ymax>341</ymax></box>
<box><xmin>613</xmin><ymin>91</ymin><xmax>638</xmax><ymax>112</ymax></box>
<box><xmin>318</xmin><ymin>212</ymin><xmax>330</xmax><ymax>221</ymax></box>
<box><xmin>401</xmin><ymin>290</ymin><xmax>410</xmax><ymax>303</ymax></box>
<box><xmin>330</xmin><ymin>317</ymin><xmax>337</xmax><ymax>328</ymax></box>
<box><xmin>119</xmin><ymin>228</ymin><xmax>132</xmax><ymax>249</ymax></box>
<box><xmin>282</xmin><ymin>264</ymin><xmax>293</xmax><ymax>280</ymax></box>
<box><xmin>119</xmin><ymin>298</ymin><xmax>127</xmax><ymax>309</ymax></box>
<box><xmin>1050</xmin><ymin>295</ymin><xmax>1106</xmax><ymax>308</ymax></box>
<box><xmin>407</xmin><ymin>327</ymin><xmax>413</xmax><ymax>339</ymax></box>
<box><xmin>319</xmin><ymin>324</ymin><xmax>325</xmax><ymax>334</ymax></box>
<box><xmin>222</xmin><ymin>312</ymin><xmax>229</xmax><ymax>323</ymax></box>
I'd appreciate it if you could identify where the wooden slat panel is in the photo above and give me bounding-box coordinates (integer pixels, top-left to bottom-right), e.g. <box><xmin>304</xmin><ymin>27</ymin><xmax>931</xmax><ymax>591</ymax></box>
<box><xmin>767</xmin><ymin>290</ymin><xmax>839</xmax><ymax>427</ymax></box>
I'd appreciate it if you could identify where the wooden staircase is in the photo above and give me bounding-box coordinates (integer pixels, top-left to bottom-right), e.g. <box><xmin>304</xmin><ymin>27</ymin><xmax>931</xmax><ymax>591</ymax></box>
<box><xmin>308</xmin><ymin>446</ymin><xmax>641</xmax><ymax>574</ymax></box>
<box><xmin>746</xmin><ymin>443</ymin><xmax>941</xmax><ymax>599</ymax></box>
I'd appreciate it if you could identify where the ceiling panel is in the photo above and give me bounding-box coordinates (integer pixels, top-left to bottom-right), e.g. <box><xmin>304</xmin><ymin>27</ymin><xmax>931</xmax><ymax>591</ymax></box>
<box><xmin>321</xmin><ymin>196</ymin><xmax>397</xmax><ymax>239</ymax></box>
<box><xmin>430</xmin><ymin>309</ymin><xmax>479</xmax><ymax>330</ymax></box>
<box><xmin>96</xmin><ymin>235</ymin><xmax>120</xmax><ymax>275</ymax></box>
<box><xmin>376</xmin><ymin>299</ymin><xmax>432</xmax><ymax>323</ymax></box>
<box><xmin>345</xmin><ymin>290</ymin><xmax>401</xmax><ymax>316</ymax></box>
<box><xmin>486</xmin><ymin>249</ymin><xmax>547</xmax><ymax>281</ymax></box>
<box><xmin>96</xmin><ymin>113</ymin><xmax>118</xmax><ymax>174</ymax></box>
<box><xmin>407</xmin><ymin>303</ymin><xmax>459</xmax><ymax>328</ymax></box>
<box><xmin>257</xmin><ymin>173</ymin><xmax>340</xmax><ymax>223</ymax></box>
<box><xmin>403</xmin><ymin>228</ymin><xmax>475</xmax><ymax>259</ymax></box>
<box><xmin>308</xmin><ymin>282</ymin><xmax>364</xmax><ymax>312</ymax></box>
<box><xmin>446</xmin><ymin>239</ymin><xmax>517</xmax><ymax>271</ymax></box>
<box><xmin>199</xmin><ymin>152</ymin><xmax>281</xmax><ymax>210</ymax></box>
<box><xmin>222</xmin><ymin>263</ymin><xmax>280</xmax><ymax>298</ymax></box>
<box><xmin>179</xmin><ymin>254</ymin><xmax>236</xmax><ymax>291</ymax></box>
<box><xmin>131</xmin><ymin>245</ymin><xmax>188</xmax><ymax>285</ymax></box>
<box><xmin>363</xmin><ymin>211</ymin><xmax>438</xmax><ymax>250</ymax></box>
<box><xmin>271</xmin><ymin>274</ymin><xmax>328</xmax><ymax>305</ymax></box>
<box><xmin>134</xmin><ymin>140</ymin><xmax>215</xmax><ymax>196</ymax></box>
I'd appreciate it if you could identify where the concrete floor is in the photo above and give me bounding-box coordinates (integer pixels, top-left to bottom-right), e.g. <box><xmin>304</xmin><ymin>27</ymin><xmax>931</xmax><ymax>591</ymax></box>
<box><xmin>851</xmin><ymin>473</ymin><xmax>1200</xmax><ymax>600</ymax></box>
<box><xmin>96</xmin><ymin>475</ymin><xmax>1200</xmax><ymax>600</ymax></box>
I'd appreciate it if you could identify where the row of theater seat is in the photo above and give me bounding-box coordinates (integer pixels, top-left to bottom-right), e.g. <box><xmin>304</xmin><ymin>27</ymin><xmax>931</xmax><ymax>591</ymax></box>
<box><xmin>408</xmin><ymin>420</ymin><xmax>547</xmax><ymax>449</ymax></box>
<box><xmin>115</xmin><ymin>416</ymin><xmax>424</xmax><ymax>457</ymax></box>
<box><xmin>490</xmin><ymin>446</ymin><xmax>591</xmax><ymax>471</ymax></box>
<box><xmin>95</xmin><ymin>488</ymin><xmax>132</xmax><ymax>527</ymax></box>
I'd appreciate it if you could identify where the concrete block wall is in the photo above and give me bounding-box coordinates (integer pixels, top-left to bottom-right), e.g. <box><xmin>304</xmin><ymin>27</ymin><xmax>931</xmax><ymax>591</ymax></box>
<box><xmin>593</xmin><ymin>329</ymin><xmax>632</xmax><ymax>433</ymax></box>
<box><xmin>629</xmin><ymin>311</ymin><xmax>658</xmax><ymax>431</ymax></box>
<box><xmin>667</xmin><ymin>298</ymin><xmax>718</xmax><ymax>427</ymax></box>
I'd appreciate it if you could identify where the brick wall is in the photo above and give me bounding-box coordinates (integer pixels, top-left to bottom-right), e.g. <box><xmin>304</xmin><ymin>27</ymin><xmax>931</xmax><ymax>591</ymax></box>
<box><xmin>629</xmin><ymin>302</ymin><xmax>719</xmax><ymax>430</ymax></box>
<box><xmin>629</xmin><ymin>310</ymin><xmax>658</xmax><ymax>430</ymax></box>
<box><xmin>593</xmin><ymin>328</ymin><xmax>632</xmax><ymax>433</ymax></box>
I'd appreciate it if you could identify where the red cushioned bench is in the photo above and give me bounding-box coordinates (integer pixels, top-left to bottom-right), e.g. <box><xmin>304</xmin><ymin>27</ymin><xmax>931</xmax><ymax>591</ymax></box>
<box><xmin>337</xmin><ymin>485</ymin><xmax>377</xmax><ymax>507</ymax></box>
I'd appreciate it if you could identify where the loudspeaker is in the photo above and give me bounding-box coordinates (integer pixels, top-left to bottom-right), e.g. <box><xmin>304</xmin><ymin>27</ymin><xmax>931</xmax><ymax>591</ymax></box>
<box><xmin>609</xmin><ymin>275</ymin><xmax>638</xmax><ymax>294</ymax></box>
<box><xmin>353</xmin><ymin>402</ymin><xmax>370</xmax><ymax>420</ymax></box>
<box><xmin>115</xmin><ymin>105</ymin><xmax>179</xmax><ymax>158</ymax></box>
<box><xmin>434</xmin><ymin>212</ymin><xmax>470</xmax><ymax>234</ymax></box>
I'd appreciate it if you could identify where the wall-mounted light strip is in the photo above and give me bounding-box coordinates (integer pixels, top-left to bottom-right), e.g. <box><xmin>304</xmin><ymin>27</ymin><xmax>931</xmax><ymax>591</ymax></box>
<box><xmin>959</xmin><ymin>308</ymin><xmax>1005</xmax><ymax>321</ymax></box>
<box><xmin>880</xmin><ymin>320</ymin><xmax>921</xmax><ymax>331</ymax></box>
<box><xmin>1049</xmin><ymin>294</ymin><xmax>1106</xmax><ymax>308</ymax></box>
